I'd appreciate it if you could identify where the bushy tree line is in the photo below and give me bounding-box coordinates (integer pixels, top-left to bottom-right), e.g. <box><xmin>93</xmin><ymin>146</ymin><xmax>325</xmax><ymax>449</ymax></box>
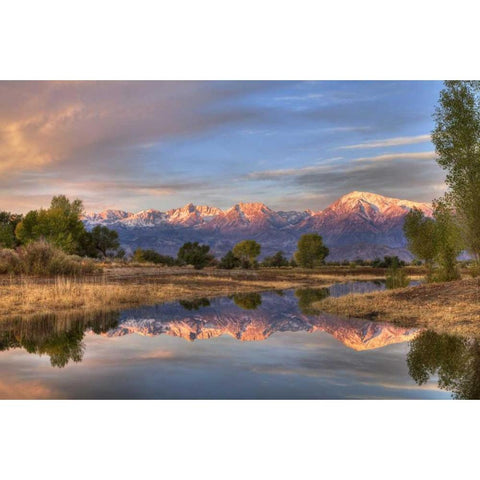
<box><xmin>1</xmin><ymin>195</ymin><xmax>123</xmax><ymax>259</ymax></box>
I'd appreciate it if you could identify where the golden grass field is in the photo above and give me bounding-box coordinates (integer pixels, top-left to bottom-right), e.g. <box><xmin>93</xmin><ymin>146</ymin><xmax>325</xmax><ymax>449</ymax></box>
<box><xmin>315</xmin><ymin>277</ymin><xmax>480</xmax><ymax>337</ymax></box>
<box><xmin>0</xmin><ymin>265</ymin><xmax>388</xmax><ymax>321</ymax></box>
<box><xmin>2</xmin><ymin>264</ymin><xmax>478</xmax><ymax>338</ymax></box>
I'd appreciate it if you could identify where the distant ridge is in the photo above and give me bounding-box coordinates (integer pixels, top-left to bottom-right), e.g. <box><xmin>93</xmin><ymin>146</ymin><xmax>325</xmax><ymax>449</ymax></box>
<box><xmin>82</xmin><ymin>191</ymin><xmax>432</xmax><ymax>261</ymax></box>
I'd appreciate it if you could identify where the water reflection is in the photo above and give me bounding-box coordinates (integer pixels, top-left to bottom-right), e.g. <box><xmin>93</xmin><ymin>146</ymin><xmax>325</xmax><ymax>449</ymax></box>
<box><xmin>0</xmin><ymin>280</ymin><xmax>476</xmax><ymax>399</ymax></box>
<box><xmin>0</xmin><ymin>311</ymin><xmax>119</xmax><ymax>368</ymax></box>
<box><xmin>232</xmin><ymin>292</ymin><xmax>262</xmax><ymax>310</ymax></box>
<box><xmin>407</xmin><ymin>331</ymin><xmax>480</xmax><ymax>399</ymax></box>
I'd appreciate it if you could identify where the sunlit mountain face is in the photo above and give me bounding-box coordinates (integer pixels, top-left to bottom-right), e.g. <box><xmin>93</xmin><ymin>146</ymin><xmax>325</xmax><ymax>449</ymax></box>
<box><xmin>82</xmin><ymin>191</ymin><xmax>432</xmax><ymax>261</ymax></box>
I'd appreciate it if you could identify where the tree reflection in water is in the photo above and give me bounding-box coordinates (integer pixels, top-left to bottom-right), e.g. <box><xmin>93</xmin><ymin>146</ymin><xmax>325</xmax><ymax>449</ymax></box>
<box><xmin>0</xmin><ymin>311</ymin><xmax>119</xmax><ymax>368</ymax></box>
<box><xmin>179</xmin><ymin>298</ymin><xmax>211</xmax><ymax>311</ymax></box>
<box><xmin>295</xmin><ymin>288</ymin><xmax>330</xmax><ymax>315</ymax></box>
<box><xmin>407</xmin><ymin>330</ymin><xmax>480</xmax><ymax>399</ymax></box>
<box><xmin>232</xmin><ymin>292</ymin><xmax>262</xmax><ymax>310</ymax></box>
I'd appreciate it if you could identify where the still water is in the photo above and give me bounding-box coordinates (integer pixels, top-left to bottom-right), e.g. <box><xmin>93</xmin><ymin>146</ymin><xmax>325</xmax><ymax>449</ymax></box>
<box><xmin>0</xmin><ymin>282</ymin><xmax>476</xmax><ymax>399</ymax></box>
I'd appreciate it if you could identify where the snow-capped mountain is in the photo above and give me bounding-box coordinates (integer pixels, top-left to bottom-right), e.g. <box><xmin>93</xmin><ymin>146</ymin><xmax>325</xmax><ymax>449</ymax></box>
<box><xmin>82</xmin><ymin>191</ymin><xmax>432</xmax><ymax>261</ymax></box>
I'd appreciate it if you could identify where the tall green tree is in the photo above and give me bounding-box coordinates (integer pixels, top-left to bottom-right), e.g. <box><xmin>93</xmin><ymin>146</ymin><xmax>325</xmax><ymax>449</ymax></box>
<box><xmin>432</xmin><ymin>80</ymin><xmax>480</xmax><ymax>261</ymax></box>
<box><xmin>232</xmin><ymin>240</ymin><xmax>261</xmax><ymax>269</ymax></box>
<box><xmin>15</xmin><ymin>195</ymin><xmax>87</xmax><ymax>254</ymax></box>
<box><xmin>432</xmin><ymin>199</ymin><xmax>463</xmax><ymax>281</ymax></box>
<box><xmin>294</xmin><ymin>233</ymin><xmax>329</xmax><ymax>268</ymax></box>
<box><xmin>403</xmin><ymin>207</ymin><xmax>437</xmax><ymax>275</ymax></box>
<box><xmin>89</xmin><ymin>225</ymin><xmax>120</xmax><ymax>257</ymax></box>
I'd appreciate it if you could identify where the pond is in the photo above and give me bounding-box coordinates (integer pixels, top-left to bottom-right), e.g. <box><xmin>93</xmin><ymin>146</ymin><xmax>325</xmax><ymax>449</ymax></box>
<box><xmin>0</xmin><ymin>281</ymin><xmax>476</xmax><ymax>399</ymax></box>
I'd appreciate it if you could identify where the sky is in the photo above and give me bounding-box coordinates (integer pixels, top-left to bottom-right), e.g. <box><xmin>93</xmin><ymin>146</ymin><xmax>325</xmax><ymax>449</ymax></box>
<box><xmin>0</xmin><ymin>81</ymin><xmax>447</xmax><ymax>214</ymax></box>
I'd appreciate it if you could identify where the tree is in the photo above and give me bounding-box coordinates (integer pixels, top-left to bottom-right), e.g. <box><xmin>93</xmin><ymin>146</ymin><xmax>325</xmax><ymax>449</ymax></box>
<box><xmin>232</xmin><ymin>240</ymin><xmax>261</xmax><ymax>269</ymax></box>
<box><xmin>0</xmin><ymin>212</ymin><xmax>22</xmax><ymax>248</ymax></box>
<box><xmin>404</xmin><ymin>202</ymin><xmax>462</xmax><ymax>282</ymax></box>
<box><xmin>432</xmin><ymin>81</ymin><xmax>480</xmax><ymax>262</ymax></box>
<box><xmin>432</xmin><ymin>199</ymin><xmax>463</xmax><ymax>281</ymax></box>
<box><xmin>218</xmin><ymin>250</ymin><xmax>241</xmax><ymax>269</ymax></box>
<box><xmin>294</xmin><ymin>233</ymin><xmax>329</xmax><ymax>268</ymax></box>
<box><xmin>15</xmin><ymin>195</ymin><xmax>87</xmax><ymax>254</ymax></box>
<box><xmin>177</xmin><ymin>242</ymin><xmax>214</xmax><ymax>270</ymax></box>
<box><xmin>262</xmin><ymin>250</ymin><xmax>289</xmax><ymax>267</ymax></box>
<box><xmin>403</xmin><ymin>207</ymin><xmax>437</xmax><ymax>275</ymax></box>
<box><xmin>89</xmin><ymin>225</ymin><xmax>120</xmax><ymax>258</ymax></box>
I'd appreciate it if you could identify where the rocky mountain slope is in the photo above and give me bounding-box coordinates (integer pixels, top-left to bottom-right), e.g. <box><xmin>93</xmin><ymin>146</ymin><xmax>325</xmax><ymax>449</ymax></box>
<box><xmin>83</xmin><ymin>191</ymin><xmax>431</xmax><ymax>261</ymax></box>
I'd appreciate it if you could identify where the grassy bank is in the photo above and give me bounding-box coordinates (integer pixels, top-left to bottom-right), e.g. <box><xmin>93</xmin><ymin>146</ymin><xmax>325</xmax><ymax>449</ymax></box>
<box><xmin>314</xmin><ymin>278</ymin><xmax>480</xmax><ymax>337</ymax></box>
<box><xmin>0</xmin><ymin>266</ymin><xmax>389</xmax><ymax>321</ymax></box>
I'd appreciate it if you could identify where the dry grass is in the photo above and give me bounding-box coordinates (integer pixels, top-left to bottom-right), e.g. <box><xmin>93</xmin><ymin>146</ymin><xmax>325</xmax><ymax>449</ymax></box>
<box><xmin>314</xmin><ymin>278</ymin><xmax>480</xmax><ymax>337</ymax></box>
<box><xmin>0</xmin><ymin>266</ymin><xmax>383</xmax><ymax>321</ymax></box>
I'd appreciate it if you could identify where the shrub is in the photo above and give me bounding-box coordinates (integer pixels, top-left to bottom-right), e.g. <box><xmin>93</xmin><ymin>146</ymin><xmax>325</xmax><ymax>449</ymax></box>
<box><xmin>177</xmin><ymin>242</ymin><xmax>214</xmax><ymax>270</ymax></box>
<box><xmin>0</xmin><ymin>248</ymin><xmax>21</xmax><ymax>274</ymax></box>
<box><xmin>15</xmin><ymin>240</ymin><xmax>98</xmax><ymax>276</ymax></box>
<box><xmin>132</xmin><ymin>248</ymin><xmax>176</xmax><ymax>265</ymax></box>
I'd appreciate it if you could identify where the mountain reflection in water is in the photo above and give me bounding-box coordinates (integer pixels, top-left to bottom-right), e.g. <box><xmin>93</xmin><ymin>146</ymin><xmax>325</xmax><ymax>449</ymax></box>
<box><xmin>0</xmin><ymin>282</ymin><xmax>477</xmax><ymax>399</ymax></box>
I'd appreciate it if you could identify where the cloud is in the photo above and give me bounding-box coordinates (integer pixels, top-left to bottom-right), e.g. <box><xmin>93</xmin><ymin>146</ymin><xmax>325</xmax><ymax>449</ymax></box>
<box><xmin>354</xmin><ymin>151</ymin><xmax>437</xmax><ymax>162</ymax></box>
<box><xmin>339</xmin><ymin>134</ymin><xmax>432</xmax><ymax>149</ymax></box>
<box><xmin>247</xmin><ymin>151</ymin><xmax>445</xmax><ymax>207</ymax></box>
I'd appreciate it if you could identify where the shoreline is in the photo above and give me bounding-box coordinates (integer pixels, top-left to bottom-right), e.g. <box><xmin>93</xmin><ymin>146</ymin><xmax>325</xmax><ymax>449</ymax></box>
<box><xmin>0</xmin><ymin>266</ymin><xmax>390</xmax><ymax>322</ymax></box>
<box><xmin>313</xmin><ymin>278</ymin><xmax>480</xmax><ymax>337</ymax></box>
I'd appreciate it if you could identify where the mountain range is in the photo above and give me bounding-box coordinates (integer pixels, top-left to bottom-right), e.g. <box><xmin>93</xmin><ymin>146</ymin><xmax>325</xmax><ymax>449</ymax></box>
<box><xmin>83</xmin><ymin>191</ymin><xmax>432</xmax><ymax>261</ymax></box>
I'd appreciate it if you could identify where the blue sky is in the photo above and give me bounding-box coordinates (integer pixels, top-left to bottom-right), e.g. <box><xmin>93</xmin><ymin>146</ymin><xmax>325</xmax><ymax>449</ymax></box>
<box><xmin>0</xmin><ymin>81</ymin><xmax>446</xmax><ymax>213</ymax></box>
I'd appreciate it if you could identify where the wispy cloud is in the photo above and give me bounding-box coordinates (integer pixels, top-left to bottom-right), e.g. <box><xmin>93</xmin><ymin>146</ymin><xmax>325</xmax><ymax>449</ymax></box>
<box><xmin>274</xmin><ymin>93</ymin><xmax>324</xmax><ymax>101</ymax></box>
<box><xmin>339</xmin><ymin>134</ymin><xmax>431</xmax><ymax>150</ymax></box>
<box><xmin>354</xmin><ymin>151</ymin><xmax>436</xmax><ymax>162</ymax></box>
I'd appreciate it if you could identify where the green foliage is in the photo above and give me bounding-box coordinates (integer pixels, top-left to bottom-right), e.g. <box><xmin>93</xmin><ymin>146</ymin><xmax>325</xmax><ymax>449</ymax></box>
<box><xmin>407</xmin><ymin>330</ymin><xmax>480</xmax><ymax>399</ymax></box>
<box><xmin>294</xmin><ymin>233</ymin><xmax>329</xmax><ymax>268</ymax></box>
<box><xmin>132</xmin><ymin>248</ymin><xmax>176</xmax><ymax>265</ymax></box>
<box><xmin>15</xmin><ymin>195</ymin><xmax>87</xmax><ymax>254</ymax></box>
<box><xmin>0</xmin><ymin>311</ymin><xmax>119</xmax><ymax>368</ymax></box>
<box><xmin>0</xmin><ymin>212</ymin><xmax>22</xmax><ymax>248</ymax></box>
<box><xmin>431</xmin><ymin>199</ymin><xmax>463</xmax><ymax>281</ymax></box>
<box><xmin>294</xmin><ymin>288</ymin><xmax>330</xmax><ymax>314</ymax></box>
<box><xmin>88</xmin><ymin>225</ymin><xmax>120</xmax><ymax>257</ymax></box>
<box><xmin>218</xmin><ymin>250</ymin><xmax>241</xmax><ymax>269</ymax></box>
<box><xmin>232</xmin><ymin>240</ymin><xmax>261</xmax><ymax>269</ymax></box>
<box><xmin>177</xmin><ymin>242</ymin><xmax>214</xmax><ymax>270</ymax></box>
<box><xmin>432</xmin><ymin>81</ymin><xmax>480</xmax><ymax>261</ymax></box>
<box><xmin>232</xmin><ymin>292</ymin><xmax>262</xmax><ymax>310</ymax></box>
<box><xmin>403</xmin><ymin>207</ymin><xmax>437</xmax><ymax>272</ymax></box>
<box><xmin>261</xmin><ymin>250</ymin><xmax>289</xmax><ymax>267</ymax></box>
<box><xmin>404</xmin><ymin>202</ymin><xmax>463</xmax><ymax>282</ymax></box>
